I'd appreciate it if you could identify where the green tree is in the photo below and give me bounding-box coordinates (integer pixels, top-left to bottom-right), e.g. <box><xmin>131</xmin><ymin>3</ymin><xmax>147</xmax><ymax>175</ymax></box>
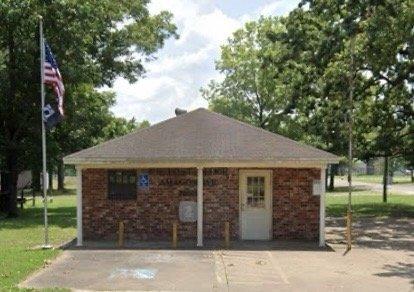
<box><xmin>49</xmin><ymin>85</ymin><xmax>149</xmax><ymax>190</ymax></box>
<box><xmin>201</xmin><ymin>17</ymin><xmax>302</xmax><ymax>138</ymax></box>
<box><xmin>43</xmin><ymin>86</ymin><xmax>150</xmax><ymax>191</ymax></box>
<box><xmin>272</xmin><ymin>8</ymin><xmax>357</xmax><ymax>189</ymax></box>
<box><xmin>300</xmin><ymin>0</ymin><xmax>414</xmax><ymax>201</ymax></box>
<box><xmin>101</xmin><ymin>117</ymin><xmax>150</xmax><ymax>142</ymax></box>
<box><xmin>204</xmin><ymin>0</ymin><xmax>413</xmax><ymax>197</ymax></box>
<box><xmin>0</xmin><ymin>1</ymin><xmax>177</xmax><ymax>216</ymax></box>
<box><xmin>202</xmin><ymin>13</ymin><xmax>358</xmax><ymax>189</ymax></box>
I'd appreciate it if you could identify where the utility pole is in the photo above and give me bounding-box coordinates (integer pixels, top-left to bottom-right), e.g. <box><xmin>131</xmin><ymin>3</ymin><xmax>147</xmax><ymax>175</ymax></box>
<box><xmin>346</xmin><ymin>36</ymin><xmax>355</xmax><ymax>252</ymax></box>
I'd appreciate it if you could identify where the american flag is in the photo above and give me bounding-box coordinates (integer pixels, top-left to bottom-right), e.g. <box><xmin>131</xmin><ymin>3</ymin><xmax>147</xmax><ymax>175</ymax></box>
<box><xmin>44</xmin><ymin>42</ymin><xmax>64</xmax><ymax>115</ymax></box>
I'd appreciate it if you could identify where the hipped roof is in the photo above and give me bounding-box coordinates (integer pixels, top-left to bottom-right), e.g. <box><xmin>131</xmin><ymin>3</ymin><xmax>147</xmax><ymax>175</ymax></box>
<box><xmin>64</xmin><ymin>108</ymin><xmax>339</xmax><ymax>165</ymax></box>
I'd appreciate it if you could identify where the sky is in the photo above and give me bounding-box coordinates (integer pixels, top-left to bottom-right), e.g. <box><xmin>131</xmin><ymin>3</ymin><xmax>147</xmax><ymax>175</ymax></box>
<box><xmin>109</xmin><ymin>0</ymin><xmax>300</xmax><ymax>124</ymax></box>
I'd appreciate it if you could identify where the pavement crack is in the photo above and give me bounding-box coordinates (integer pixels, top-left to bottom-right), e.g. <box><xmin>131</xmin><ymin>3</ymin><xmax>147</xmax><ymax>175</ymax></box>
<box><xmin>214</xmin><ymin>250</ymin><xmax>230</xmax><ymax>292</ymax></box>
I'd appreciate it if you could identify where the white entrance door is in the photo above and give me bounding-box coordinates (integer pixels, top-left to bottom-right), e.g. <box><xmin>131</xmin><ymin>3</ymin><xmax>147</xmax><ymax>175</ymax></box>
<box><xmin>239</xmin><ymin>170</ymin><xmax>272</xmax><ymax>240</ymax></box>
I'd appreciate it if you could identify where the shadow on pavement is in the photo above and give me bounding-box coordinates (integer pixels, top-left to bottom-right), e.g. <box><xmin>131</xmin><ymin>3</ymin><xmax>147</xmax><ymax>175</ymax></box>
<box><xmin>326</xmin><ymin>217</ymin><xmax>414</xmax><ymax>252</ymax></box>
<box><xmin>374</xmin><ymin>256</ymin><xmax>414</xmax><ymax>286</ymax></box>
<box><xmin>65</xmin><ymin>239</ymin><xmax>335</xmax><ymax>252</ymax></box>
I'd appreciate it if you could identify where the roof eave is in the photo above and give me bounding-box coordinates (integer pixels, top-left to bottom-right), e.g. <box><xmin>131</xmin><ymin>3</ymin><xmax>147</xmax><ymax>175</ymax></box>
<box><xmin>64</xmin><ymin>157</ymin><xmax>340</xmax><ymax>167</ymax></box>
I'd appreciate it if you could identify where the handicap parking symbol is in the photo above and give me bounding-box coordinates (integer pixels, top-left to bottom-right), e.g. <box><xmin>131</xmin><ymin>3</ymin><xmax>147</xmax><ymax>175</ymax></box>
<box><xmin>138</xmin><ymin>173</ymin><xmax>149</xmax><ymax>188</ymax></box>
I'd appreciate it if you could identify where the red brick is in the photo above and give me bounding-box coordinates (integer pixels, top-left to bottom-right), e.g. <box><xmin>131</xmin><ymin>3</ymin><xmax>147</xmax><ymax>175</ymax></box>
<box><xmin>82</xmin><ymin>167</ymin><xmax>320</xmax><ymax>241</ymax></box>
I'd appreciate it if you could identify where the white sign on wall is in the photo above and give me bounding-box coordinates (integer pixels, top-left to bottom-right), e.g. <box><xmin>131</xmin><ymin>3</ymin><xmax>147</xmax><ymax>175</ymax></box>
<box><xmin>179</xmin><ymin>201</ymin><xmax>197</xmax><ymax>222</ymax></box>
<box><xmin>313</xmin><ymin>180</ymin><xmax>322</xmax><ymax>196</ymax></box>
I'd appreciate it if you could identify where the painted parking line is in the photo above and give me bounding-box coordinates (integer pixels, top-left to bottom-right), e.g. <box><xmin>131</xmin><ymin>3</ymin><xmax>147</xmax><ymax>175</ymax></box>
<box><xmin>267</xmin><ymin>251</ymin><xmax>290</xmax><ymax>284</ymax></box>
<box><xmin>217</xmin><ymin>250</ymin><xmax>288</xmax><ymax>287</ymax></box>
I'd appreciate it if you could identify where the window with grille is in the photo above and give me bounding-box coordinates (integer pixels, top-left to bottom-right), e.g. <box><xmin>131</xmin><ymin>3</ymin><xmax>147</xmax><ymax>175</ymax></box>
<box><xmin>108</xmin><ymin>170</ymin><xmax>137</xmax><ymax>200</ymax></box>
<box><xmin>246</xmin><ymin>176</ymin><xmax>265</xmax><ymax>208</ymax></box>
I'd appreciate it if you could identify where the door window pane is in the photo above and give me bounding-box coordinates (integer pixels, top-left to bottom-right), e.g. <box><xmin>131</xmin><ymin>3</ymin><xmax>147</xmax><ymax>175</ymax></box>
<box><xmin>246</xmin><ymin>176</ymin><xmax>265</xmax><ymax>208</ymax></box>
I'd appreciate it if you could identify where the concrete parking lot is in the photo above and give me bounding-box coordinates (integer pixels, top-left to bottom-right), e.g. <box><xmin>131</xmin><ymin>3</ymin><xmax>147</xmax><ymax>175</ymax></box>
<box><xmin>20</xmin><ymin>238</ymin><xmax>413</xmax><ymax>291</ymax></box>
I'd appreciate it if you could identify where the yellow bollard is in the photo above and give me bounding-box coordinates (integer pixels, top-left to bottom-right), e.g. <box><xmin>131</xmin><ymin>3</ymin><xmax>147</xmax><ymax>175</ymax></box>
<box><xmin>118</xmin><ymin>221</ymin><xmax>124</xmax><ymax>247</ymax></box>
<box><xmin>172</xmin><ymin>222</ymin><xmax>178</xmax><ymax>248</ymax></box>
<box><xmin>224</xmin><ymin>221</ymin><xmax>230</xmax><ymax>249</ymax></box>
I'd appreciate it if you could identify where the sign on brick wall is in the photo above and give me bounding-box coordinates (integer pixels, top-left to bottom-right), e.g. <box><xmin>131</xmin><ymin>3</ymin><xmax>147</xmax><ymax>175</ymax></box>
<box><xmin>138</xmin><ymin>173</ymin><xmax>149</xmax><ymax>189</ymax></box>
<box><xmin>179</xmin><ymin>201</ymin><xmax>197</xmax><ymax>222</ymax></box>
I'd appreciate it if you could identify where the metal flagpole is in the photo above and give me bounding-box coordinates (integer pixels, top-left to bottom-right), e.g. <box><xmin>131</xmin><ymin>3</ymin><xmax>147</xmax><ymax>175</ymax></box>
<box><xmin>39</xmin><ymin>16</ymin><xmax>51</xmax><ymax>249</ymax></box>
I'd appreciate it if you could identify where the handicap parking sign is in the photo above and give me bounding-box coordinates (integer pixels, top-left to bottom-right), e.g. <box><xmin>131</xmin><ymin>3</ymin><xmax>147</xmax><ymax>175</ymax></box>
<box><xmin>138</xmin><ymin>173</ymin><xmax>149</xmax><ymax>188</ymax></box>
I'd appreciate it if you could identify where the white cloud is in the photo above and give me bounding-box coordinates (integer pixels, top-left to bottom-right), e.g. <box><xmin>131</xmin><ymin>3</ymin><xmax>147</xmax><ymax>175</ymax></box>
<box><xmin>109</xmin><ymin>1</ymin><xmax>300</xmax><ymax>123</ymax></box>
<box><xmin>240</xmin><ymin>0</ymin><xmax>299</xmax><ymax>22</ymax></box>
<box><xmin>148</xmin><ymin>0</ymin><xmax>199</xmax><ymax>20</ymax></box>
<box><xmin>260</xmin><ymin>1</ymin><xmax>285</xmax><ymax>16</ymax></box>
<box><xmin>147</xmin><ymin>45</ymin><xmax>213</xmax><ymax>75</ymax></box>
<box><xmin>111</xmin><ymin>76</ymin><xmax>188</xmax><ymax>121</ymax></box>
<box><xmin>177</xmin><ymin>8</ymin><xmax>240</xmax><ymax>46</ymax></box>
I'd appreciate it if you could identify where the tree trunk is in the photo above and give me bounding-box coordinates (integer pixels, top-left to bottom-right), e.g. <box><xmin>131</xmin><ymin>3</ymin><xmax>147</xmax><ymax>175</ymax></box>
<box><xmin>1</xmin><ymin>172</ymin><xmax>9</xmax><ymax>213</ymax></box>
<box><xmin>57</xmin><ymin>159</ymin><xmax>65</xmax><ymax>190</ymax></box>
<box><xmin>32</xmin><ymin>169</ymin><xmax>40</xmax><ymax>192</ymax></box>
<box><xmin>48</xmin><ymin>171</ymin><xmax>53</xmax><ymax>191</ymax></box>
<box><xmin>383</xmin><ymin>156</ymin><xmax>389</xmax><ymax>203</ymax></box>
<box><xmin>4</xmin><ymin>17</ymin><xmax>19</xmax><ymax>217</ymax></box>
<box><xmin>5</xmin><ymin>150</ymin><xmax>19</xmax><ymax>217</ymax></box>
<box><xmin>329</xmin><ymin>164</ymin><xmax>336</xmax><ymax>191</ymax></box>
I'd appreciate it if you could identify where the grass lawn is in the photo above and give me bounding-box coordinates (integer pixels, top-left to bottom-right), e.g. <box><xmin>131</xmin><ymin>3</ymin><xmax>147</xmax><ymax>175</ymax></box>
<box><xmin>326</xmin><ymin>191</ymin><xmax>414</xmax><ymax>218</ymax></box>
<box><xmin>0</xmin><ymin>191</ymin><xmax>76</xmax><ymax>290</ymax></box>
<box><xmin>341</xmin><ymin>174</ymin><xmax>413</xmax><ymax>184</ymax></box>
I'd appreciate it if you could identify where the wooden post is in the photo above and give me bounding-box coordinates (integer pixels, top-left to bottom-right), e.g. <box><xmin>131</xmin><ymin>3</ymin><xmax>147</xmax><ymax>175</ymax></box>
<box><xmin>224</xmin><ymin>221</ymin><xmax>230</xmax><ymax>249</ymax></box>
<box><xmin>172</xmin><ymin>222</ymin><xmax>178</xmax><ymax>248</ymax></box>
<box><xmin>118</xmin><ymin>221</ymin><xmax>124</xmax><ymax>247</ymax></box>
<box><xmin>346</xmin><ymin>210</ymin><xmax>352</xmax><ymax>250</ymax></box>
<box><xmin>32</xmin><ymin>189</ymin><xmax>35</xmax><ymax>206</ymax></box>
<box><xmin>383</xmin><ymin>156</ymin><xmax>389</xmax><ymax>203</ymax></box>
<box><xmin>20</xmin><ymin>190</ymin><xmax>24</xmax><ymax>210</ymax></box>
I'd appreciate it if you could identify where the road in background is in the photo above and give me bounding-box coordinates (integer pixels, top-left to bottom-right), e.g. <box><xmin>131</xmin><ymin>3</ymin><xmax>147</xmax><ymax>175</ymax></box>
<box><xmin>336</xmin><ymin>177</ymin><xmax>414</xmax><ymax>195</ymax></box>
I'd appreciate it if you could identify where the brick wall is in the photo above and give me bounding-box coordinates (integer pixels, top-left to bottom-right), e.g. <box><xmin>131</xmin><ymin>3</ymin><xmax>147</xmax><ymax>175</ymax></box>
<box><xmin>82</xmin><ymin>167</ymin><xmax>320</xmax><ymax>241</ymax></box>
<box><xmin>203</xmin><ymin>168</ymin><xmax>239</xmax><ymax>239</ymax></box>
<box><xmin>272</xmin><ymin>168</ymin><xmax>321</xmax><ymax>240</ymax></box>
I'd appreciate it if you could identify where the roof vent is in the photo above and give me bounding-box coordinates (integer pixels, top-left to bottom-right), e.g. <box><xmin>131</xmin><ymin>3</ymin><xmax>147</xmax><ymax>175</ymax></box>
<box><xmin>175</xmin><ymin>108</ymin><xmax>187</xmax><ymax>116</ymax></box>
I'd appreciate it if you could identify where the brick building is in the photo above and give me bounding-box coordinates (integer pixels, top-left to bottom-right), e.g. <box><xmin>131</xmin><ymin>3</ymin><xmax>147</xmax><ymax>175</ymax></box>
<box><xmin>64</xmin><ymin>108</ymin><xmax>339</xmax><ymax>247</ymax></box>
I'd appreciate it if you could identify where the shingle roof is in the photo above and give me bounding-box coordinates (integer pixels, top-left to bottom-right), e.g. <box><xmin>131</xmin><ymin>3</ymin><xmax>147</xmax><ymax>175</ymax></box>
<box><xmin>64</xmin><ymin>108</ymin><xmax>339</xmax><ymax>165</ymax></box>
